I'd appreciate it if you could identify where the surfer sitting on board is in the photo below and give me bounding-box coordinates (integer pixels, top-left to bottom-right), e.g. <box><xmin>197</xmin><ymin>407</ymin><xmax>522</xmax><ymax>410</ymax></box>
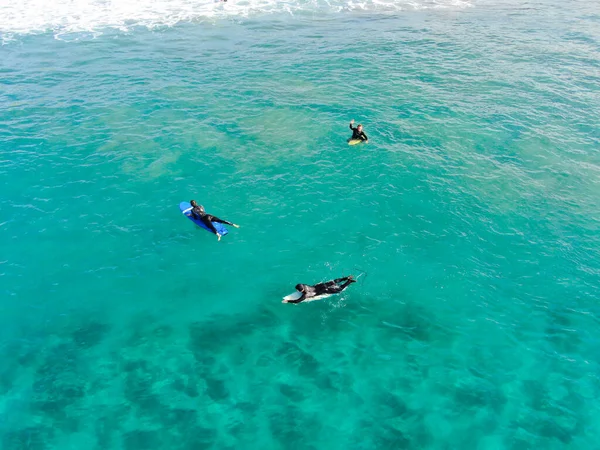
<box><xmin>283</xmin><ymin>276</ymin><xmax>356</xmax><ymax>304</ymax></box>
<box><xmin>190</xmin><ymin>200</ymin><xmax>239</xmax><ymax>241</ymax></box>
<box><xmin>349</xmin><ymin>119</ymin><xmax>368</xmax><ymax>143</ymax></box>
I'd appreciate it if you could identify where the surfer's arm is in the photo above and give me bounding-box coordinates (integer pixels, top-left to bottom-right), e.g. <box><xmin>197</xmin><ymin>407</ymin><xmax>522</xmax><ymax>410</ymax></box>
<box><xmin>349</xmin><ymin>123</ymin><xmax>357</xmax><ymax>131</ymax></box>
<box><xmin>361</xmin><ymin>132</ymin><xmax>368</xmax><ymax>141</ymax></box>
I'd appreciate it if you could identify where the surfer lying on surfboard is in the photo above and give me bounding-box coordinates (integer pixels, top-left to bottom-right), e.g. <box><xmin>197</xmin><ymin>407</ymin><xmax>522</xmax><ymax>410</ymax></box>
<box><xmin>349</xmin><ymin>119</ymin><xmax>368</xmax><ymax>143</ymax></box>
<box><xmin>283</xmin><ymin>276</ymin><xmax>356</xmax><ymax>304</ymax></box>
<box><xmin>190</xmin><ymin>200</ymin><xmax>239</xmax><ymax>241</ymax></box>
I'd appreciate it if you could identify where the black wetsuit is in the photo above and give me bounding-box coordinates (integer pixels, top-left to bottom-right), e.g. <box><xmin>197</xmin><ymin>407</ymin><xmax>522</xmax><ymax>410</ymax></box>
<box><xmin>349</xmin><ymin>124</ymin><xmax>368</xmax><ymax>141</ymax></box>
<box><xmin>191</xmin><ymin>206</ymin><xmax>233</xmax><ymax>234</ymax></box>
<box><xmin>287</xmin><ymin>277</ymin><xmax>355</xmax><ymax>304</ymax></box>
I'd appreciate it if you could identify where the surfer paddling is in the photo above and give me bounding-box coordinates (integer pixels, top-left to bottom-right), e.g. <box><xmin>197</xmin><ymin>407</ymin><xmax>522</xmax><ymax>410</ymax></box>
<box><xmin>283</xmin><ymin>276</ymin><xmax>356</xmax><ymax>304</ymax></box>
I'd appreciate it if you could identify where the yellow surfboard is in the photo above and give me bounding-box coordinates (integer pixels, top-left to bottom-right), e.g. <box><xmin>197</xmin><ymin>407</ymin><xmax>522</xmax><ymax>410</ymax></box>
<box><xmin>348</xmin><ymin>139</ymin><xmax>364</xmax><ymax>146</ymax></box>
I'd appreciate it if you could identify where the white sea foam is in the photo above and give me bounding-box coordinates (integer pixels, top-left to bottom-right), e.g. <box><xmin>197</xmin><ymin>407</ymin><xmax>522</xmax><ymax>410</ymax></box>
<box><xmin>0</xmin><ymin>0</ymin><xmax>472</xmax><ymax>40</ymax></box>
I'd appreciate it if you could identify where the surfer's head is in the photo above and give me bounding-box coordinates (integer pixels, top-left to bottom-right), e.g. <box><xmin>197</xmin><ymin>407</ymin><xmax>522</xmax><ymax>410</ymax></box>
<box><xmin>357</xmin><ymin>124</ymin><xmax>363</xmax><ymax>132</ymax></box>
<box><xmin>295</xmin><ymin>284</ymin><xmax>306</xmax><ymax>293</ymax></box>
<box><xmin>190</xmin><ymin>200</ymin><xmax>205</xmax><ymax>214</ymax></box>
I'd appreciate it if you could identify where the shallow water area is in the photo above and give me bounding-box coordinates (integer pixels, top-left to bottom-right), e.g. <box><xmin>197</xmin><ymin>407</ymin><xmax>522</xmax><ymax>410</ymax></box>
<box><xmin>1</xmin><ymin>0</ymin><xmax>600</xmax><ymax>449</ymax></box>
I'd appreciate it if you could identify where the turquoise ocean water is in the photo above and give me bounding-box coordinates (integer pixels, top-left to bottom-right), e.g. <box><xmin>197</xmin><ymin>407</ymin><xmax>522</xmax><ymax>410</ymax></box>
<box><xmin>1</xmin><ymin>0</ymin><xmax>600</xmax><ymax>448</ymax></box>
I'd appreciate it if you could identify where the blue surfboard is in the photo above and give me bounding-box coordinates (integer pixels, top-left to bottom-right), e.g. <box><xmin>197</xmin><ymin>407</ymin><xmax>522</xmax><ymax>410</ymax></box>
<box><xmin>179</xmin><ymin>202</ymin><xmax>229</xmax><ymax>236</ymax></box>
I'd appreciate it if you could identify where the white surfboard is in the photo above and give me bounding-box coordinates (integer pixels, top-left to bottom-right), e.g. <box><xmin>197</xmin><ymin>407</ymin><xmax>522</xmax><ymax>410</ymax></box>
<box><xmin>282</xmin><ymin>291</ymin><xmax>332</xmax><ymax>303</ymax></box>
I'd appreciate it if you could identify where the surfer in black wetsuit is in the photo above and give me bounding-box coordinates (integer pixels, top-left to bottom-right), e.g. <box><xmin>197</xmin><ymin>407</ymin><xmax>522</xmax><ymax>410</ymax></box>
<box><xmin>349</xmin><ymin>119</ymin><xmax>368</xmax><ymax>142</ymax></box>
<box><xmin>189</xmin><ymin>200</ymin><xmax>239</xmax><ymax>241</ymax></box>
<box><xmin>283</xmin><ymin>276</ymin><xmax>356</xmax><ymax>303</ymax></box>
